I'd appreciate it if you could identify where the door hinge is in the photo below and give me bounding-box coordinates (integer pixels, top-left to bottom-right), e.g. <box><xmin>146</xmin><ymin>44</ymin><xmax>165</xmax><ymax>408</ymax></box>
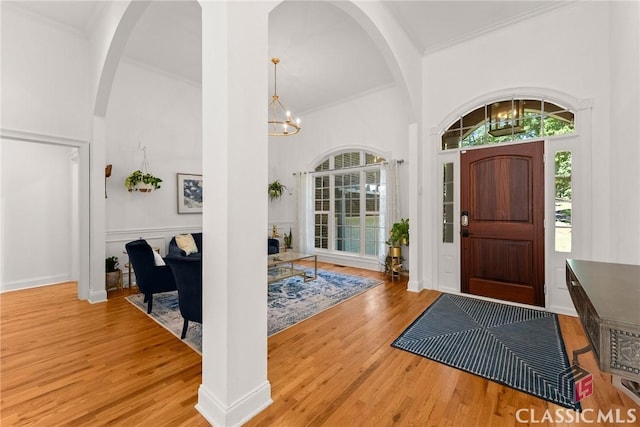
<box><xmin>544</xmin><ymin>284</ymin><xmax>547</xmax><ymax>294</ymax></box>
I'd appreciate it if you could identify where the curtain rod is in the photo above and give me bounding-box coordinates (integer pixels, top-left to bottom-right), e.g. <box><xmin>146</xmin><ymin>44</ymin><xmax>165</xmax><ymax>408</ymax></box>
<box><xmin>293</xmin><ymin>159</ymin><xmax>404</xmax><ymax>175</ymax></box>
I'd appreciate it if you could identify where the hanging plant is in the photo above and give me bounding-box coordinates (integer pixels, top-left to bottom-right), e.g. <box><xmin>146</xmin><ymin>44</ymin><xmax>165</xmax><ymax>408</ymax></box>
<box><xmin>125</xmin><ymin>170</ymin><xmax>163</xmax><ymax>192</ymax></box>
<box><xmin>268</xmin><ymin>180</ymin><xmax>286</xmax><ymax>201</ymax></box>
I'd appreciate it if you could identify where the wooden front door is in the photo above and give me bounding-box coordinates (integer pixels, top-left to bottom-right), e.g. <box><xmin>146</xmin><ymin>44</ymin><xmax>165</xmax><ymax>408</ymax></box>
<box><xmin>460</xmin><ymin>141</ymin><xmax>545</xmax><ymax>307</ymax></box>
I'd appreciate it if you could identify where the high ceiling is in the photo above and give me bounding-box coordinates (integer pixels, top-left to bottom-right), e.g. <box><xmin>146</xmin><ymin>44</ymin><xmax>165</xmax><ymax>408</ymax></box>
<box><xmin>7</xmin><ymin>1</ymin><xmax>566</xmax><ymax>114</ymax></box>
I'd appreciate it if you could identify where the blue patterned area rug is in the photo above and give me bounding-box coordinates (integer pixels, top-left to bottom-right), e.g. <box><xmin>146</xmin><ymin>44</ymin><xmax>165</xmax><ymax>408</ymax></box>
<box><xmin>392</xmin><ymin>293</ymin><xmax>581</xmax><ymax>411</ymax></box>
<box><xmin>268</xmin><ymin>267</ymin><xmax>383</xmax><ymax>335</ymax></box>
<box><xmin>127</xmin><ymin>291</ymin><xmax>202</xmax><ymax>354</ymax></box>
<box><xmin>126</xmin><ymin>267</ymin><xmax>383</xmax><ymax>353</ymax></box>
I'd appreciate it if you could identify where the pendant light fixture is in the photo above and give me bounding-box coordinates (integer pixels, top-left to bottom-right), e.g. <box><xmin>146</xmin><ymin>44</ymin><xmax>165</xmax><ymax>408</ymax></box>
<box><xmin>488</xmin><ymin>99</ymin><xmax>525</xmax><ymax>137</ymax></box>
<box><xmin>268</xmin><ymin>57</ymin><xmax>301</xmax><ymax>136</ymax></box>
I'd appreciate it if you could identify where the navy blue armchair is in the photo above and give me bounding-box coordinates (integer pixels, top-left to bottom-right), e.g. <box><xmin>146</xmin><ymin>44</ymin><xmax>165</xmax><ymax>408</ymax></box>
<box><xmin>125</xmin><ymin>239</ymin><xmax>177</xmax><ymax>314</ymax></box>
<box><xmin>165</xmin><ymin>256</ymin><xmax>202</xmax><ymax>339</ymax></box>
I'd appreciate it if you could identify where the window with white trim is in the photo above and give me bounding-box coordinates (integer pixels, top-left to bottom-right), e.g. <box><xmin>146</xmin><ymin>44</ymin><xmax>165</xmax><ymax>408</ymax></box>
<box><xmin>313</xmin><ymin>151</ymin><xmax>385</xmax><ymax>256</ymax></box>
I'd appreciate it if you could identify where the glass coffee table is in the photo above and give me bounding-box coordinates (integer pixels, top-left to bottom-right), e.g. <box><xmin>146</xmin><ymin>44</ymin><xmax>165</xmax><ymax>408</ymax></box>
<box><xmin>267</xmin><ymin>252</ymin><xmax>317</xmax><ymax>284</ymax></box>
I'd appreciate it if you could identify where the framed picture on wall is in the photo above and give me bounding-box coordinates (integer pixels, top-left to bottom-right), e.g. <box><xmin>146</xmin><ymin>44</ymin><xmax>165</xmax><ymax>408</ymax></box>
<box><xmin>177</xmin><ymin>173</ymin><xmax>203</xmax><ymax>214</ymax></box>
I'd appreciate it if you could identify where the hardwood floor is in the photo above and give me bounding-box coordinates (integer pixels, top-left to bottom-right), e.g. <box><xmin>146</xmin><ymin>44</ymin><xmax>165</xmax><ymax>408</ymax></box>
<box><xmin>1</xmin><ymin>264</ymin><xmax>636</xmax><ymax>426</ymax></box>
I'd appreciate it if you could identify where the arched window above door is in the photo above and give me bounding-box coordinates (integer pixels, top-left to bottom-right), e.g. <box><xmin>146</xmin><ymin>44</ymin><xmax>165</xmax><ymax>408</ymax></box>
<box><xmin>441</xmin><ymin>98</ymin><xmax>575</xmax><ymax>150</ymax></box>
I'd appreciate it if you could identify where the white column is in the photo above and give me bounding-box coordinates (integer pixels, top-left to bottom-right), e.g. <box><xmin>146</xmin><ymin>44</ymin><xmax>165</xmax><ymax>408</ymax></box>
<box><xmin>198</xmin><ymin>2</ymin><xmax>274</xmax><ymax>425</ymax></box>
<box><xmin>89</xmin><ymin>116</ymin><xmax>107</xmax><ymax>302</ymax></box>
<box><xmin>407</xmin><ymin>122</ymin><xmax>423</xmax><ymax>292</ymax></box>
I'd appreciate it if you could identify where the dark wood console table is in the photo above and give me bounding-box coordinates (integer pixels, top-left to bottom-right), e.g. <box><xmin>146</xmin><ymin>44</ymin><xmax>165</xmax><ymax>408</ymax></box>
<box><xmin>565</xmin><ymin>259</ymin><xmax>640</xmax><ymax>403</ymax></box>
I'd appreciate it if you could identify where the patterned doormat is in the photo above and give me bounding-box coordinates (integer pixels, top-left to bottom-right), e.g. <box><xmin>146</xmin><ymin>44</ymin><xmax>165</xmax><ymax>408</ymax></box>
<box><xmin>392</xmin><ymin>293</ymin><xmax>581</xmax><ymax>411</ymax></box>
<box><xmin>126</xmin><ymin>267</ymin><xmax>383</xmax><ymax>353</ymax></box>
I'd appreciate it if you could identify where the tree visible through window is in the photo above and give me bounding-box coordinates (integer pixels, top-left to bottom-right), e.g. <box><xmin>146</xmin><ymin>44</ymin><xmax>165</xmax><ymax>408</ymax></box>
<box><xmin>555</xmin><ymin>151</ymin><xmax>572</xmax><ymax>252</ymax></box>
<box><xmin>442</xmin><ymin>99</ymin><xmax>575</xmax><ymax>150</ymax></box>
<box><xmin>313</xmin><ymin>151</ymin><xmax>385</xmax><ymax>256</ymax></box>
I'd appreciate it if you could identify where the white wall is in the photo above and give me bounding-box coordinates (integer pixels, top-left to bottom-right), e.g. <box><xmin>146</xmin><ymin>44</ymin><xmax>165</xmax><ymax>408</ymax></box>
<box><xmin>268</xmin><ymin>84</ymin><xmax>411</xmax><ymax>268</ymax></box>
<box><xmin>0</xmin><ymin>5</ymin><xmax>203</xmax><ymax>291</ymax></box>
<box><xmin>0</xmin><ymin>4</ymin><xmax>91</xmax><ymax>140</ymax></box>
<box><xmin>422</xmin><ymin>2</ymin><xmax>637</xmax><ymax>313</ymax></box>
<box><xmin>105</xmin><ymin>59</ymin><xmax>202</xmax><ymax>264</ymax></box>
<box><xmin>0</xmin><ymin>5</ymin><xmax>91</xmax><ymax>292</ymax></box>
<box><xmin>609</xmin><ymin>0</ymin><xmax>640</xmax><ymax>265</ymax></box>
<box><xmin>0</xmin><ymin>140</ymin><xmax>74</xmax><ymax>291</ymax></box>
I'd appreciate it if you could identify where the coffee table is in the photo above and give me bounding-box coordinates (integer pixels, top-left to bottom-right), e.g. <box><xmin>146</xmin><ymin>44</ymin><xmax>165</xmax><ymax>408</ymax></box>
<box><xmin>268</xmin><ymin>252</ymin><xmax>317</xmax><ymax>284</ymax></box>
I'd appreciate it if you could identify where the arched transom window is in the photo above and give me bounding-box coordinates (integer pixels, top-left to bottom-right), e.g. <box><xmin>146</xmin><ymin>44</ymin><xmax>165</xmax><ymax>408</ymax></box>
<box><xmin>442</xmin><ymin>98</ymin><xmax>575</xmax><ymax>150</ymax></box>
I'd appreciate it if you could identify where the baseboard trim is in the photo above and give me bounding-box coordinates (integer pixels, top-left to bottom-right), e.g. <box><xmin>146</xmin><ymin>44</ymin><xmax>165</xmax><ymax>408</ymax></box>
<box><xmin>548</xmin><ymin>304</ymin><xmax>578</xmax><ymax>317</ymax></box>
<box><xmin>315</xmin><ymin>253</ymin><xmax>380</xmax><ymax>272</ymax></box>
<box><xmin>88</xmin><ymin>289</ymin><xmax>107</xmax><ymax>303</ymax></box>
<box><xmin>0</xmin><ymin>275</ymin><xmax>71</xmax><ymax>293</ymax></box>
<box><xmin>196</xmin><ymin>381</ymin><xmax>272</xmax><ymax>427</ymax></box>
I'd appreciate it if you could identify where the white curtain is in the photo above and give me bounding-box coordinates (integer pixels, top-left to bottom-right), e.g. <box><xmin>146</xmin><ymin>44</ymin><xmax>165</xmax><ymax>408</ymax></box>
<box><xmin>296</xmin><ymin>172</ymin><xmax>314</xmax><ymax>253</ymax></box>
<box><xmin>379</xmin><ymin>160</ymin><xmax>401</xmax><ymax>261</ymax></box>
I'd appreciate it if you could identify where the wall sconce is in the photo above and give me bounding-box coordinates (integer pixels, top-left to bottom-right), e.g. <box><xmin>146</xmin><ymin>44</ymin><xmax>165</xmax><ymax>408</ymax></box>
<box><xmin>105</xmin><ymin>164</ymin><xmax>112</xmax><ymax>198</ymax></box>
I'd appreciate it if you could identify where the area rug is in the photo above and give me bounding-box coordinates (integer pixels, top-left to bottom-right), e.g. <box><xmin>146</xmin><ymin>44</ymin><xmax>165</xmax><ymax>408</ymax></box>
<box><xmin>127</xmin><ymin>291</ymin><xmax>202</xmax><ymax>354</ymax></box>
<box><xmin>126</xmin><ymin>267</ymin><xmax>383</xmax><ymax>353</ymax></box>
<box><xmin>268</xmin><ymin>267</ymin><xmax>383</xmax><ymax>335</ymax></box>
<box><xmin>391</xmin><ymin>293</ymin><xmax>581</xmax><ymax>411</ymax></box>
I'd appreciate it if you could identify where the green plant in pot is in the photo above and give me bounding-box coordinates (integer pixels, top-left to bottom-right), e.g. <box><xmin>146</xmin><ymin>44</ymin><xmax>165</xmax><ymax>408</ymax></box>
<box><xmin>283</xmin><ymin>228</ymin><xmax>293</xmax><ymax>250</ymax></box>
<box><xmin>105</xmin><ymin>256</ymin><xmax>121</xmax><ymax>290</ymax></box>
<box><xmin>384</xmin><ymin>218</ymin><xmax>409</xmax><ymax>277</ymax></box>
<box><xmin>268</xmin><ymin>180</ymin><xmax>286</xmax><ymax>201</ymax></box>
<box><xmin>125</xmin><ymin>170</ymin><xmax>163</xmax><ymax>192</ymax></box>
<box><xmin>386</xmin><ymin>218</ymin><xmax>409</xmax><ymax>248</ymax></box>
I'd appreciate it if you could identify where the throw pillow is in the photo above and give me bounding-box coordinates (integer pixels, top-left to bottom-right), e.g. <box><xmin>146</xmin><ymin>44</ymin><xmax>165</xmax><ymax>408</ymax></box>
<box><xmin>175</xmin><ymin>233</ymin><xmax>198</xmax><ymax>256</ymax></box>
<box><xmin>152</xmin><ymin>250</ymin><xmax>165</xmax><ymax>266</ymax></box>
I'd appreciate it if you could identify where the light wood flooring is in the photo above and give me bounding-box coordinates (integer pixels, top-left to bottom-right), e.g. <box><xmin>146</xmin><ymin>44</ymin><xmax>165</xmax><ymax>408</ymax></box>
<box><xmin>1</xmin><ymin>263</ymin><xmax>636</xmax><ymax>426</ymax></box>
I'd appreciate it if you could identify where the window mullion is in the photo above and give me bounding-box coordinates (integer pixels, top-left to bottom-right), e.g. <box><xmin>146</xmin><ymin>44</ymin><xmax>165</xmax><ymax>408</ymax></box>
<box><xmin>328</xmin><ymin>173</ymin><xmax>335</xmax><ymax>252</ymax></box>
<box><xmin>359</xmin><ymin>170</ymin><xmax>365</xmax><ymax>256</ymax></box>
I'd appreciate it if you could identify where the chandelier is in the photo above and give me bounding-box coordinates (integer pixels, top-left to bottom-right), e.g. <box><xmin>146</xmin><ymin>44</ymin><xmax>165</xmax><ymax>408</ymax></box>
<box><xmin>488</xmin><ymin>99</ymin><xmax>525</xmax><ymax>137</ymax></box>
<box><xmin>268</xmin><ymin>58</ymin><xmax>301</xmax><ymax>136</ymax></box>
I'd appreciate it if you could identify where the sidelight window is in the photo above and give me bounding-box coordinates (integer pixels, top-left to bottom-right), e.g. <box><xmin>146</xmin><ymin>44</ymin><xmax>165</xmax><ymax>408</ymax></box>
<box><xmin>442</xmin><ymin>162</ymin><xmax>454</xmax><ymax>243</ymax></box>
<box><xmin>554</xmin><ymin>151</ymin><xmax>572</xmax><ymax>252</ymax></box>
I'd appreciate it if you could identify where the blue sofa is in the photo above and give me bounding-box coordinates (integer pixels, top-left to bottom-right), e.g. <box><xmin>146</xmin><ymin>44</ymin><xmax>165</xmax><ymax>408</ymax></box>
<box><xmin>169</xmin><ymin>233</ymin><xmax>279</xmax><ymax>258</ymax></box>
<box><xmin>168</xmin><ymin>232</ymin><xmax>203</xmax><ymax>260</ymax></box>
<box><xmin>268</xmin><ymin>238</ymin><xmax>280</xmax><ymax>255</ymax></box>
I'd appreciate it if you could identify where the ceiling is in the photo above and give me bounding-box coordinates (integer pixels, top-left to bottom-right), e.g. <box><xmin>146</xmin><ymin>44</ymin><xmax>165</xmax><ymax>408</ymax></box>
<box><xmin>7</xmin><ymin>1</ymin><xmax>565</xmax><ymax>114</ymax></box>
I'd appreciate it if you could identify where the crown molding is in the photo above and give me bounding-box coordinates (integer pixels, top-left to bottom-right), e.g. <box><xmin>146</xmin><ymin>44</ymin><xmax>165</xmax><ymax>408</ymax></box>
<box><xmin>423</xmin><ymin>2</ymin><xmax>572</xmax><ymax>56</ymax></box>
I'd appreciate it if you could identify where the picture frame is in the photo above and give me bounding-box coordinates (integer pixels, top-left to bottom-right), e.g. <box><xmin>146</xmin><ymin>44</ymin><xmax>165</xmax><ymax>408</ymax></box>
<box><xmin>177</xmin><ymin>173</ymin><xmax>203</xmax><ymax>214</ymax></box>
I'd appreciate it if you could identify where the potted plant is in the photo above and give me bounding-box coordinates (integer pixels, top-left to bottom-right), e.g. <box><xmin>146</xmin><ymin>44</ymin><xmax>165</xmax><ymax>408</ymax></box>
<box><xmin>383</xmin><ymin>219</ymin><xmax>408</xmax><ymax>278</ymax></box>
<box><xmin>283</xmin><ymin>228</ymin><xmax>293</xmax><ymax>251</ymax></box>
<box><xmin>386</xmin><ymin>218</ymin><xmax>409</xmax><ymax>248</ymax></box>
<box><xmin>125</xmin><ymin>170</ymin><xmax>163</xmax><ymax>192</ymax></box>
<box><xmin>105</xmin><ymin>256</ymin><xmax>121</xmax><ymax>290</ymax></box>
<box><xmin>268</xmin><ymin>180</ymin><xmax>286</xmax><ymax>201</ymax></box>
